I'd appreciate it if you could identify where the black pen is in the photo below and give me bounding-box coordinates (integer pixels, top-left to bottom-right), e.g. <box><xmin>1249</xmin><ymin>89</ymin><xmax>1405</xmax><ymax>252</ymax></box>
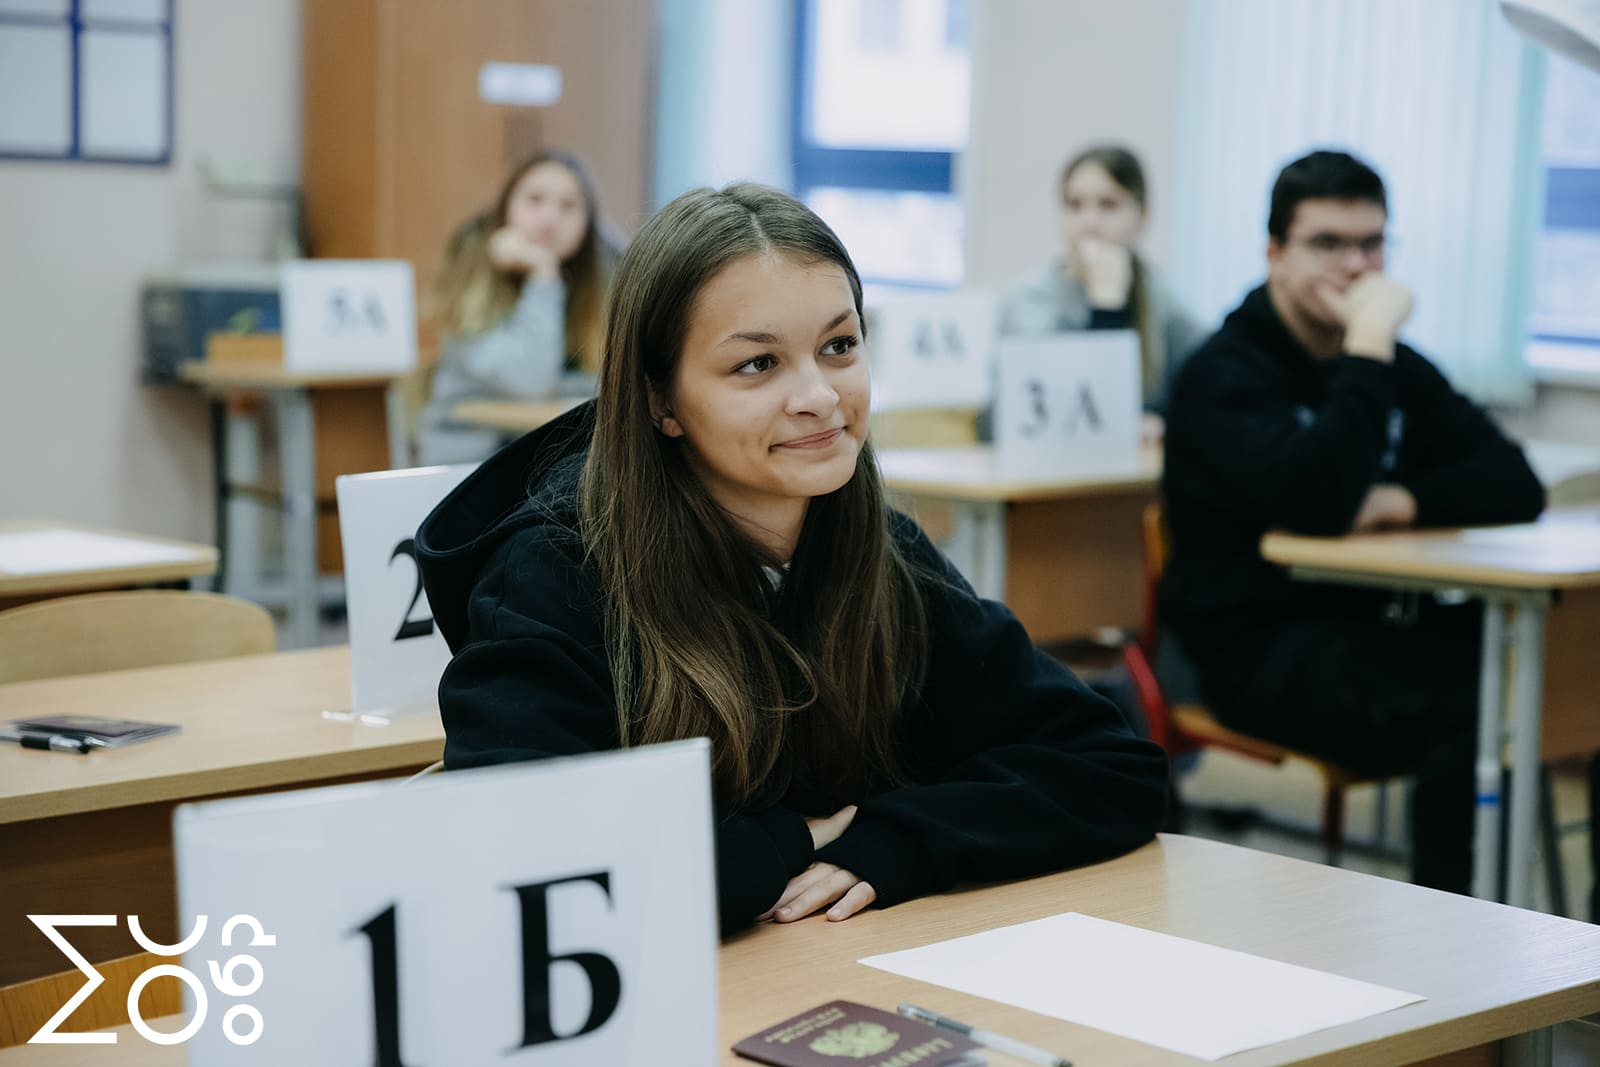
<box><xmin>13</xmin><ymin>732</ymin><xmax>95</xmax><ymax>754</ymax></box>
<box><xmin>898</xmin><ymin>1003</ymin><xmax>1071</xmax><ymax>1067</ymax></box>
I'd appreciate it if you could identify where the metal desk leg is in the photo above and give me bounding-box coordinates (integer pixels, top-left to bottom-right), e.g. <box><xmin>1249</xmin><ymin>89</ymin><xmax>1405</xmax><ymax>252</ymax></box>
<box><xmin>275</xmin><ymin>388</ymin><xmax>318</xmax><ymax>650</ymax></box>
<box><xmin>1504</xmin><ymin>1024</ymin><xmax>1553</xmax><ymax>1067</ymax></box>
<box><xmin>1473</xmin><ymin>601</ymin><xmax>1507</xmax><ymax>900</ymax></box>
<box><xmin>968</xmin><ymin>500</ymin><xmax>1007</xmax><ymax>601</ymax></box>
<box><xmin>384</xmin><ymin>381</ymin><xmax>409</xmax><ymax>470</ymax></box>
<box><xmin>223</xmin><ymin>403</ymin><xmax>263</xmax><ymax>597</ymax></box>
<box><xmin>1506</xmin><ymin>594</ymin><xmax>1550</xmax><ymax>910</ymax></box>
<box><xmin>209</xmin><ymin>400</ymin><xmax>229</xmax><ymax>592</ymax></box>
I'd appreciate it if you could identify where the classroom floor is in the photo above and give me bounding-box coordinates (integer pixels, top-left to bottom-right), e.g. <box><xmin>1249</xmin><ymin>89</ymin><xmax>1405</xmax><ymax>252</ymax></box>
<box><xmin>1180</xmin><ymin>748</ymin><xmax>1595</xmax><ymax>921</ymax></box>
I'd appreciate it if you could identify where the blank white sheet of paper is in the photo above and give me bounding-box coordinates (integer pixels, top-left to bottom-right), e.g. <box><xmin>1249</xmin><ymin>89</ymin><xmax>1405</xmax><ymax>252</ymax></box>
<box><xmin>859</xmin><ymin>912</ymin><xmax>1425</xmax><ymax>1061</ymax></box>
<box><xmin>0</xmin><ymin>530</ymin><xmax>199</xmax><ymax>575</ymax></box>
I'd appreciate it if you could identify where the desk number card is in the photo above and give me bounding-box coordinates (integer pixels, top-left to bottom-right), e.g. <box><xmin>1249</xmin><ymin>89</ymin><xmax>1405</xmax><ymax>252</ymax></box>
<box><xmin>868</xmin><ymin>290</ymin><xmax>997</xmax><ymax>410</ymax></box>
<box><xmin>174</xmin><ymin>739</ymin><xmax>718</xmax><ymax>1065</ymax></box>
<box><xmin>281</xmin><ymin>260</ymin><xmax>418</xmax><ymax>374</ymax></box>
<box><xmin>994</xmin><ymin>331</ymin><xmax>1141</xmax><ymax>476</ymax></box>
<box><xmin>336</xmin><ymin>465</ymin><xmax>475</xmax><ymax>717</ymax></box>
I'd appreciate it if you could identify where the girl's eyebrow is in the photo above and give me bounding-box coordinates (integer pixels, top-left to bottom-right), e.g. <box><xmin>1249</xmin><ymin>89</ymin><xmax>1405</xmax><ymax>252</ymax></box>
<box><xmin>718</xmin><ymin>309</ymin><xmax>853</xmax><ymax>349</ymax></box>
<box><xmin>720</xmin><ymin>329</ymin><xmax>780</xmax><ymax>347</ymax></box>
<box><xmin>814</xmin><ymin>309</ymin><xmax>852</xmax><ymax>338</ymax></box>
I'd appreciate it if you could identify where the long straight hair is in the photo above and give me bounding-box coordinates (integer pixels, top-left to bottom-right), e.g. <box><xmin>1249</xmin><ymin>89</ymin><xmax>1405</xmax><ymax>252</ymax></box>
<box><xmin>578</xmin><ymin>183</ymin><xmax>927</xmax><ymax>809</ymax></box>
<box><xmin>1061</xmin><ymin>145</ymin><xmax>1162</xmax><ymax>399</ymax></box>
<box><xmin>434</xmin><ymin>148</ymin><xmax>615</xmax><ymax>374</ymax></box>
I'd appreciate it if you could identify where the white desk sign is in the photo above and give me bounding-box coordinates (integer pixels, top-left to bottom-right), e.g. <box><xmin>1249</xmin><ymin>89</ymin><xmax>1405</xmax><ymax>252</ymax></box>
<box><xmin>868</xmin><ymin>289</ymin><xmax>996</xmax><ymax>410</ymax></box>
<box><xmin>281</xmin><ymin>260</ymin><xmax>418</xmax><ymax>374</ymax></box>
<box><xmin>994</xmin><ymin>331</ymin><xmax>1142</xmax><ymax>476</ymax></box>
<box><xmin>173</xmin><ymin>740</ymin><xmax>718</xmax><ymax>1065</ymax></box>
<box><xmin>336</xmin><ymin>465</ymin><xmax>476</xmax><ymax>719</ymax></box>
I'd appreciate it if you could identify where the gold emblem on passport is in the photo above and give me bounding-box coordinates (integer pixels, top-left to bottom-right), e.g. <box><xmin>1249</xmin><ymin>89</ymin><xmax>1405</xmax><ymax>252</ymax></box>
<box><xmin>810</xmin><ymin>1021</ymin><xmax>899</xmax><ymax>1058</ymax></box>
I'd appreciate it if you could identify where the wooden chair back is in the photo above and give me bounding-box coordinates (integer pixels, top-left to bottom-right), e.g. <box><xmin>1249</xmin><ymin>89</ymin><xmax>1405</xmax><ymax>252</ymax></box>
<box><xmin>0</xmin><ymin>952</ymin><xmax>178</xmax><ymax>1048</ymax></box>
<box><xmin>0</xmin><ymin>590</ymin><xmax>275</xmax><ymax>684</ymax></box>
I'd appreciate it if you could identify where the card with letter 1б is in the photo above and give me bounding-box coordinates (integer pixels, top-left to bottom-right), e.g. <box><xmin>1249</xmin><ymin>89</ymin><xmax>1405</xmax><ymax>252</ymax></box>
<box><xmin>1</xmin><ymin>714</ymin><xmax>181</xmax><ymax>749</ymax></box>
<box><xmin>733</xmin><ymin>1000</ymin><xmax>986</xmax><ymax>1067</ymax></box>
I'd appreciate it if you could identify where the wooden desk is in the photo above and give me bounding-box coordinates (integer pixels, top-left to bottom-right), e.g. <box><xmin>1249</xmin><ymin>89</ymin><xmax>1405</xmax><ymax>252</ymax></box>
<box><xmin>4</xmin><ymin>836</ymin><xmax>1596</xmax><ymax>1065</ymax></box>
<box><xmin>879</xmin><ymin>446</ymin><xmax>1160</xmax><ymax>643</ymax></box>
<box><xmin>180</xmin><ymin>361</ymin><xmax>408</xmax><ymax>648</ymax></box>
<box><xmin>1262</xmin><ymin>506</ymin><xmax>1600</xmax><ymax>910</ymax></box>
<box><xmin>449</xmin><ymin>397</ymin><xmax>585</xmax><ymax>435</ymax></box>
<box><xmin>0</xmin><ymin>646</ymin><xmax>442</xmax><ymax>988</ymax></box>
<box><xmin>0</xmin><ymin>521</ymin><xmax>216</xmax><ymax>608</ymax></box>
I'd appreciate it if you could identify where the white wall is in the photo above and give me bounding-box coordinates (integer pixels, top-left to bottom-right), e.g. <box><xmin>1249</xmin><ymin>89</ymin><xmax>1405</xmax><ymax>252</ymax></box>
<box><xmin>962</xmin><ymin>0</ymin><xmax>1187</xmax><ymax>289</ymax></box>
<box><xmin>0</xmin><ymin>0</ymin><xmax>299</xmax><ymax>541</ymax></box>
<box><xmin>1499</xmin><ymin>383</ymin><xmax>1600</xmax><ymax>446</ymax></box>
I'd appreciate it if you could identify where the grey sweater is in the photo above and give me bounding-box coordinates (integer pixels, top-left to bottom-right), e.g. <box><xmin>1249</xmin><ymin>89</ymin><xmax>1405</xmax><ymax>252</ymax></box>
<box><xmin>417</xmin><ymin>278</ymin><xmax>597</xmax><ymax>466</ymax></box>
<box><xmin>998</xmin><ymin>256</ymin><xmax>1208</xmax><ymax>415</ymax></box>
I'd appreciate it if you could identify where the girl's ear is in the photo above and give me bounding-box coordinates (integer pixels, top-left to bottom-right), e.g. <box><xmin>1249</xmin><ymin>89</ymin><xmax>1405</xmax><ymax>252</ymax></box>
<box><xmin>647</xmin><ymin>382</ymin><xmax>685</xmax><ymax>438</ymax></box>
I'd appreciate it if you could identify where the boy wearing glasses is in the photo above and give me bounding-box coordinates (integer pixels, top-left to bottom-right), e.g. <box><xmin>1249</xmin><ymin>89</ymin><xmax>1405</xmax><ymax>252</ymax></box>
<box><xmin>1160</xmin><ymin>149</ymin><xmax>1544</xmax><ymax>895</ymax></box>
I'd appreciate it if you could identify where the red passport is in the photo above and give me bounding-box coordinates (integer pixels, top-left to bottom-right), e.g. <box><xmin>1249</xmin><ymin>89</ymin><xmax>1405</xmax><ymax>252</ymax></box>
<box><xmin>733</xmin><ymin>1000</ymin><xmax>986</xmax><ymax>1067</ymax></box>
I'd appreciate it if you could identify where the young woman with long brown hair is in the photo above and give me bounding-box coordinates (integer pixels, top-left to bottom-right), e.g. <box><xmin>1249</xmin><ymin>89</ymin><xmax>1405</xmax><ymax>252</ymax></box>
<box><xmin>418</xmin><ymin>148</ymin><xmax>618</xmax><ymax>465</ymax></box>
<box><xmin>417</xmin><ymin>183</ymin><xmax>1166</xmax><ymax>933</ymax></box>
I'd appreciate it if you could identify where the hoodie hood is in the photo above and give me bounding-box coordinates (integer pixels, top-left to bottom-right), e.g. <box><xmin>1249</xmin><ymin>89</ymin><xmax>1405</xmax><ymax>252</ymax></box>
<box><xmin>416</xmin><ymin>400</ymin><xmax>595</xmax><ymax>652</ymax></box>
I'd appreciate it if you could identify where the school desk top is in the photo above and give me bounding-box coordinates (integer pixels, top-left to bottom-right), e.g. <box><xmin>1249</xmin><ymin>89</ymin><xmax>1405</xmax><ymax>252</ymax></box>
<box><xmin>450</xmin><ymin>397</ymin><xmax>587</xmax><ymax>434</ymax></box>
<box><xmin>178</xmin><ymin>361</ymin><xmax>404</xmax><ymax>390</ymax></box>
<box><xmin>1262</xmin><ymin>505</ymin><xmax>1600</xmax><ymax>590</ymax></box>
<box><xmin>0</xmin><ymin>645</ymin><xmax>442</xmax><ymax>825</ymax></box>
<box><xmin>877</xmin><ymin>446</ymin><xmax>1161</xmax><ymax>503</ymax></box>
<box><xmin>2</xmin><ymin>835</ymin><xmax>1595</xmax><ymax>1065</ymax></box>
<box><xmin>0</xmin><ymin>520</ymin><xmax>218</xmax><ymax>599</ymax></box>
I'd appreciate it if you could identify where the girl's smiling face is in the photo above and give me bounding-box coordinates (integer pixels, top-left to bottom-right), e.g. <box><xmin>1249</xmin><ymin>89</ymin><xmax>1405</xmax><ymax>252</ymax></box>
<box><xmin>654</xmin><ymin>251</ymin><xmax>870</xmax><ymax>552</ymax></box>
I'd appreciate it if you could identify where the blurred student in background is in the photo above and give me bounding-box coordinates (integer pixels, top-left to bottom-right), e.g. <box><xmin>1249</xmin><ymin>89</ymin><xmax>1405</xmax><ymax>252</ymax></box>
<box><xmin>1161</xmin><ymin>149</ymin><xmax>1546</xmax><ymax>894</ymax></box>
<box><xmin>999</xmin><ymin>145</ymin><xmax>1207</xmax><ymax>443</ymax></box>
<box><xmin>418</xmin><ymin>148</ymin><xmax>619</xmax><ymax>465</ymax></box>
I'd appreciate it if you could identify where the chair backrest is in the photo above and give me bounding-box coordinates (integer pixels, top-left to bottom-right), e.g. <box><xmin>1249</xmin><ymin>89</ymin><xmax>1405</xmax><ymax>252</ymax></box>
<box><xmin>0</xmin><ymin>590</ymin><xmax>275</xmax><ymax>684</ymax></box>
<box><xmin>1137</xmin><ymin>501</ymin><xmax>1173</xmax><ymax>659</ymax></box>
<box><xmin>1122</xmin><ymin>501</ymin><xmax>1194</xmax><ymax>755</ymax></box>
<box><xmin>0</xmin><ymin>951</ymin><xmax>178</xmax><ymax>1048</ymax></box>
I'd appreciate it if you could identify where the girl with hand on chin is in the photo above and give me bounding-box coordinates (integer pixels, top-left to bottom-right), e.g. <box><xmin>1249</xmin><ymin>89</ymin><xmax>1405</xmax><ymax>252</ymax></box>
<box><xmin>416</xmin><ymin>184</ymin><xmax>1167</xmax><ymax>934</ymax></box>
<box><xmin>1000</xmin><ymin>145</ymin><xmax>1207</xmax><ymax>444</ymax></box>
<box><xmin>418</xmin><ymin>148</ymin><xmax>619</xmax><ymax>466</ymax></box>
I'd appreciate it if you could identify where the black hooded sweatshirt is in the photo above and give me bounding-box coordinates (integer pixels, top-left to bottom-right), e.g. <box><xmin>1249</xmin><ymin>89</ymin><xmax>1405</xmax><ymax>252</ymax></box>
<box><xmin>1161</xmin><ymin>284</ymin><xmax>1545</xmax><ymax>671</ymax></box>
<box><xmin>416</xmin><ymin>403</ymin><xmax>1167</xmax><ymax>934</ymax></box>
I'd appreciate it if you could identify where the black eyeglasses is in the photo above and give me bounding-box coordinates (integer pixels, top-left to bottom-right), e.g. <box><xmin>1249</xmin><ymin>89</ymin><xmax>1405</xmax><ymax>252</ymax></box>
<box><xmin>1295</xmin><ymin>233</ymin><xmax>1388</xmax><ymax>258</ymax></box>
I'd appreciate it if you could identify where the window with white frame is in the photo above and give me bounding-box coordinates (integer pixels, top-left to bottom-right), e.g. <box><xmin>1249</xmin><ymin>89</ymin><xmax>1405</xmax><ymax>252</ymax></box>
<box><xmin>792</xmin><ymin>0</ymin><xmax>969</xmax><ymax>288</ymax></box>
<box><xmin>1528</xmin><ymin>53</ymin><xmax>1600</xmax><ymax>382</ymax></box>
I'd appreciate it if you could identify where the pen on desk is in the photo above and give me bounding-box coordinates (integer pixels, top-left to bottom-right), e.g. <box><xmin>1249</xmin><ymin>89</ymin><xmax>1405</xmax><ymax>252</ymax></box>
<box><xmin>15</xmin><ymin>732</ymin><xmax>95</xmax><ymax>754</ymax></box>
<box><xmin>898</xmin><ymin>1003</ymin><xmax>1071</xmax><ymax>1067</ymax></box>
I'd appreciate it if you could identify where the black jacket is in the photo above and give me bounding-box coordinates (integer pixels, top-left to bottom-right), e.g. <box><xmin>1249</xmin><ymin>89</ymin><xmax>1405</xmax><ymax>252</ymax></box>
<box><xmin>1161</xmin><ymin>284</ymin><xmax>1544</xmax><ymax>655</ymax></box>
<box><xmin>417</xmin><ymin>403</ymin><xmax>1167</xmax><ymax>934</ymax></box>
